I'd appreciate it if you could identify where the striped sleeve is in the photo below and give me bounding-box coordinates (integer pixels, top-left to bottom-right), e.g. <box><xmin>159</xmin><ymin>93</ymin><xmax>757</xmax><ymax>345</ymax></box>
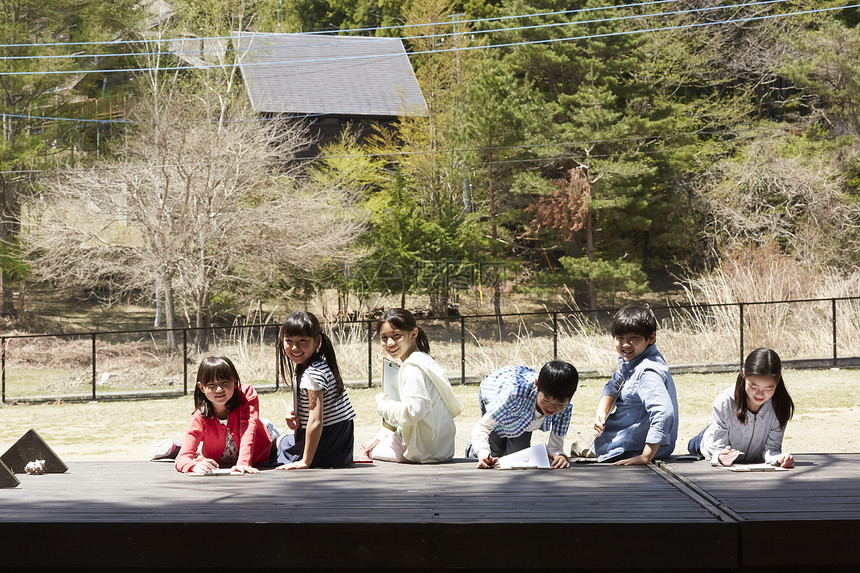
<box><xmin>296</xmin><ymin>360</ymin><xmax>355</xmax><ymax>427</ymax></box>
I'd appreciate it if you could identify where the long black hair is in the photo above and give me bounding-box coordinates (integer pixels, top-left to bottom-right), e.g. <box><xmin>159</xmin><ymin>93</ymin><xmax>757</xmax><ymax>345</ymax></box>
<box><xmin>278</xmin><ymin>311</ymin><xmax>345</xmax><ymax>398</ymax></box>
<box><xmin>376</xmin><ymin>308</ymin><xmax>430</xmax><ymax>354</ymax></box>
<box><xmin>194</xmin><ymin>356</ymin><xmax>244</xmax><ymax>418</ymax></box>
<box><xmin>734</xmin><ymin>347</ymin><xmax>794</xmax><ymax>428</ymax></box>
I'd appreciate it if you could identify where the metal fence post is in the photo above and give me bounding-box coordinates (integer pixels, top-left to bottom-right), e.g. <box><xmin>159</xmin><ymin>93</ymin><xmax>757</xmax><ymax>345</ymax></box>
<box><xmin>367</xmin><ymin>319</ymin><xmax>373</xmax><ymax>388</ymax></box>
<box><xmin>832</xmin><ymin>298</ymin><xmax>838</xmax><ymax>368</ymax></box>
<box><xmin>275</xmin><ymin>328</ymin><xmax>281</xmax><ymax>391</ymax></box>
<box><xmin>552</xmin><ymin>312</ymin><xmax>558</xmax><ymax>360</ymax></box>
<box><xmin>1</xmin><ymin>337</ymin><xmax>5</xmax><ymax>404</ymax></box>
<box><xmin>738</xmin><ymin>303</ymin><xmax>744</xmax><ymax>367</ymax></box>
<box><xmin>460</xmin><ymin>316</ymin><xmax>466</xmax><ymax>384</ymax></box>
<box><xmin>91</xmin><ymin>332</ymin><xmax>97</xmax><ymax>401</ymax></box>
<box><xmin>183</xmin><ymin>329</ymin><xmax>188</xmax><ymax>395</ymax></box>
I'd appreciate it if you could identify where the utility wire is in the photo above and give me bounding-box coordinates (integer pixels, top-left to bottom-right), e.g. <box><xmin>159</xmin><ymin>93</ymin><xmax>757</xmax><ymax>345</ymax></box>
<box><xmin>0</xmin><ymin>0</ymin><xmax>850</xmax><ymax>132</ymax></box>
<box><xmin>0</xmin><ymin>3</ymin><xmax>848</xmax><ymax>174</ymax></box>
<box><xmin>0</xmin><ymin>0</ymin><xmax>810</xmax><ymax>125</ymax></box>
<box><xmin>1</xmin><ymin>1</ymin><xmax>846</xmax><ymax>76</ymax></box>
<box><xmin>0</xmin><ymin>0</ymin><xmax>790</xmax><ymax>62</ymax></box>
<box><xmin>0</xmin><ymin>0</ymin><xmax>683</xmax><ymax>49</ymax></box>
<box><xmin>0</xmin><ymin>111</ymin><xmax>328</xmax><ymax>125</ymax></box>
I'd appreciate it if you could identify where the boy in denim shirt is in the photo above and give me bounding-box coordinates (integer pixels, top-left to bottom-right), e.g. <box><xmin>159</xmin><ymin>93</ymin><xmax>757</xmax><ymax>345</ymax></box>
<box><xmin>592</xmin><ymin>305</ymin><xmax>678</xmax><ymax>465</ymax></box>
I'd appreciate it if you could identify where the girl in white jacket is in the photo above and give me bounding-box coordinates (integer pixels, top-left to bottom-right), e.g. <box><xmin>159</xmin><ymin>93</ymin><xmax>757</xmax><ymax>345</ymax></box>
<box><xmin>689</xmin><ymin>347</ymin><xmax>795</xmax><ymax>468</ymax></box>
<box><xmin>361</xmin><ymin>308</ymin><xmax>463</xmax><ymax>463</ymax></box>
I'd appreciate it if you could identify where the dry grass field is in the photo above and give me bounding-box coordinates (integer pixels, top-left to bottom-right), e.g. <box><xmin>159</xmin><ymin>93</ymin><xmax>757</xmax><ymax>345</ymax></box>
<box><xmin>1</xmin><ymin>367</ymin><xmax>858</xmax><ymax>462</ymax></box>
<box><xmin>3</xmin><ymin>254</ymin><xmax>860</xmax><ymax>463</ymax></box>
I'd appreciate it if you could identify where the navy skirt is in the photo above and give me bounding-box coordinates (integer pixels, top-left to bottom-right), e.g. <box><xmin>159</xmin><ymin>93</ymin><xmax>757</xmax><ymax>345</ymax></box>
<box><xmin>272</xmin><ymin>418</ymin><xmax>354</xmax><ymax>468</ymax></box>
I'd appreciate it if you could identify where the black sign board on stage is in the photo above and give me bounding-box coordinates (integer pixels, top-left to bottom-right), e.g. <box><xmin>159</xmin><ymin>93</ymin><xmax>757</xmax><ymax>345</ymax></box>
<box><xmin>0</xmin><ymin>459</ymin><xmax>19</xmax><ymax>488</ymax></box>
<box><xmin>1</xmin><ymin>428</ymin><xmax>68</xmax><ymax>475</ymax></box>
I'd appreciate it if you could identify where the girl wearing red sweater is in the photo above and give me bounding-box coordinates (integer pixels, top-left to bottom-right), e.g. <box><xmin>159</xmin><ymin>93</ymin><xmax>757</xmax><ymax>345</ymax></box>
<box><xmin>175</xmin><ymin>356</ymin><xmax>275</xmax><ymax>474</ymax></box>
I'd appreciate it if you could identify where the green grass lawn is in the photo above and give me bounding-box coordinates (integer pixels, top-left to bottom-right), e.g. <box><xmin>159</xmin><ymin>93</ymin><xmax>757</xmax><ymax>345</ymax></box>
<box><xmin>1</xmin><ymin>368</ymin><xmax>857</xmax><ymax>462</ymax></box>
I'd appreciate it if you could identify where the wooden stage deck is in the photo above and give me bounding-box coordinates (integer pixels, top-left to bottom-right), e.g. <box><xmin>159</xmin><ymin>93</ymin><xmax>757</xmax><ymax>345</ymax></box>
<box><xmin>1</xmin><ymin>454</ymin><xmax>858</xmax><ymax>571</ymax></box>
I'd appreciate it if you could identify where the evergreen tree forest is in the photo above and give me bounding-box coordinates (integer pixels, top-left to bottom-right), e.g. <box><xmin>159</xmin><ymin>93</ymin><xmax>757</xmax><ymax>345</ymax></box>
<box><xmin>2</xmin><ymin>0</ymin><xmax>860</xmax><ymax>326</ymax></box>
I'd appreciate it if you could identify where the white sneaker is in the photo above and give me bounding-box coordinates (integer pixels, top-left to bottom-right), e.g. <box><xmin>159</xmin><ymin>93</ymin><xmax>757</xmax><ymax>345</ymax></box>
<box><xmin>148</xmin><ymin>439</ymin><xmax>176</xmax><ymax>461</ymax></box>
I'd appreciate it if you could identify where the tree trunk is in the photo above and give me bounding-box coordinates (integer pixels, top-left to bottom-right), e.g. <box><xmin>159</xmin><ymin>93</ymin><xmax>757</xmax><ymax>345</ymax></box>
<box><xmin>0</xmin><ymin>177</ymin><xmax>20</xmax><ymax>317</ymax></box>
<box><xmin>429</xmin><ymin>291</ymin><xmax>444</xmax><ymax>317</ymax></box>
<box><xmin>585</xmin><ymin>198</ymin><xmax>598</xmax><ymax>317</ymax></box>
<box><xmin>161</xmin><ymin>275</ymin><xmax>179</xmax><ymax>355</ymax></box>
<box><xmin>0</xmin><ymin>270</ymin><xmax>13</xmax><ymax>317</ymax></box>
<box><xmin>487</xmin><ymin>154</ymin><xmax>505</xmax><ymax>339</ymax></box>
<box><xmin>154</xmin><ymin>282</ymin><xmax>162</xmax><ymax>327</ymax></box>
<box><xmin>195</xmin><ymin>290</ymin><xmax>210</xmax><ymax>353</ymax></box>
<box><xmin>493</xmin><ymin>282</ymin><xmax>504</xmax><ymax>340</ymax></box>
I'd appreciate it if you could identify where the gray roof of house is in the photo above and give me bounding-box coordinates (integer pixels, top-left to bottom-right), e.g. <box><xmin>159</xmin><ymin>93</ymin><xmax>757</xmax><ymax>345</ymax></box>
<box><xmin>233</xmin><ymin>33</ymin><xmax>428</xmax><ymax>117</ymax></box>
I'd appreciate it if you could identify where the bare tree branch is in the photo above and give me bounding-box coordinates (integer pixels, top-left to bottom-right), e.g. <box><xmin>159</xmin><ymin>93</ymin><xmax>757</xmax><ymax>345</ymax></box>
<box><xmin>23</xmin><ymin>81</ymin><xmax>364</xmax><ymax>349</ymax></box>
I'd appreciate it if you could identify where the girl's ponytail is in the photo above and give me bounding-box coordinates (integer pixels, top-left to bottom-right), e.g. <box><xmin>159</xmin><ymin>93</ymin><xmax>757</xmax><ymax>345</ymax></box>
<box><xmin>318</xmin><ymin>331</ymin><xmax>345</xmax><ymax>398</ymax></box>
<box><xmin>415</xmin><ymin>326</ymin><xmax>430</xmax><ymax>354</ymax></box>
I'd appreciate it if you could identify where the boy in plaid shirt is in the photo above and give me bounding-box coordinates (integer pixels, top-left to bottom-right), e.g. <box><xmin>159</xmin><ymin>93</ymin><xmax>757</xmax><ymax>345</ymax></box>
<box><xmin>466</xmin><ymin>361</ymin><xmax>578</xmax><ymax>469</ymax></box>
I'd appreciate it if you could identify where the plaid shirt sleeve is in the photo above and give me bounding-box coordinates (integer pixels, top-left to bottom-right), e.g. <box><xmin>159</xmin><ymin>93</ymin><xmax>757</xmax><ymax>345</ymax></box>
<box><xmin>481</xmin><ymin>366</ymin><xmax>539</xmax><ymax>438</ymax></box>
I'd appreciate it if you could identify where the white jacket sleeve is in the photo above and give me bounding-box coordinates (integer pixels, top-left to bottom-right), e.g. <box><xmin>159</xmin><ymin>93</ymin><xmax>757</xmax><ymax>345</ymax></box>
<box><xmin>376</xmin><ymin>363</ymin><xmax>431</xmax><ymax>427</ymax></box>
<box><xmin>470</xmin><ymin>411</ymin><xmax>496</xmax><ymax>460</ymax></box>
<box><xmin>546</xmin><ymin>432</ymin><xmax>565</xmax><ymax>457</ymax></box>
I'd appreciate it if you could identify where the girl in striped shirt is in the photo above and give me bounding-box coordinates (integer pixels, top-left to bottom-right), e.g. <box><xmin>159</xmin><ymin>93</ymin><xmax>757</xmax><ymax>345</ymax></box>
<box><xmin>275</xmin><ymin>311</ymin><xmax>356</xmax><ymax>469</ymax></box>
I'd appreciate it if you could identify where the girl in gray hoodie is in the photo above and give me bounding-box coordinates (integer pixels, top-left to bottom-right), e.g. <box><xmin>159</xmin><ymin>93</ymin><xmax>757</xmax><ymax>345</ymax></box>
<box><xmin>688</xmin><ymin>348</ymin><xmax>795</xmax><ymax>468</ymax></box>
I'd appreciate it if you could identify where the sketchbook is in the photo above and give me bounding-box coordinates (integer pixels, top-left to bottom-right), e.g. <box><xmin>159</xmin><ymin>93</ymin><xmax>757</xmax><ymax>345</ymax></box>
<box><xmin>187</xmin><ymin>468</ymin><xmax>245</xmax><ymax>476</ymax></box>
<box><xmin>380</xmin><ymin>358</ymin><xmax>401</xmax><ymax>432</ymax></box>
<box><xmin>718</xmin><ymin>463</ymin><xmax>789</xmax><ymax>472</ymax></box>
<box><xmin>497</xmin><ymin>443</ymin><xmax>551</xmax><ymax>469</ymax></box>
<box><xmin>382</xmin><ymin>358</ymin><xmax>400</xmax><ymax>401</ymax></box>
